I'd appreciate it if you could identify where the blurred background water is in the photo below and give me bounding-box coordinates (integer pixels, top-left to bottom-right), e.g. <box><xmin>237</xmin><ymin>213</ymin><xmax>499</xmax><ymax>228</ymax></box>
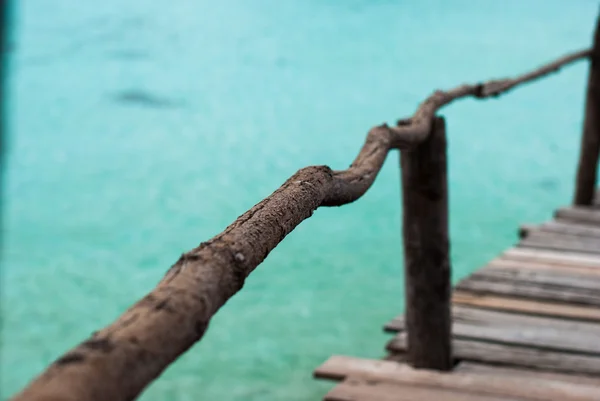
<box><xmin>1</xmin><ymin>1</ymin><xmax>598</xmax><ymax>399</ymax></box>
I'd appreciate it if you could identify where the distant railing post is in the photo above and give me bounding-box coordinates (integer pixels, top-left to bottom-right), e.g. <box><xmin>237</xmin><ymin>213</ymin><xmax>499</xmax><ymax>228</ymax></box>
<box><xmin>400</xmin><ymin>116</ymin><xmax>452</xmax><ymax>371</ymax></box>
<box><xmin>574</xmin><ymin>15</ymin><xmax>600</xmax><ymax>206</ymax></box>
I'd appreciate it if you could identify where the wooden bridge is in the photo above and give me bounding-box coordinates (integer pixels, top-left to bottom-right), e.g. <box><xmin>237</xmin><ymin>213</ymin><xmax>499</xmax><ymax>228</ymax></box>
<box><xmin>315</xmin><ymin>198</ymin><xmax>600</xmax><ymax>401</ymax></box>
<box><xmin>10</xmin><ymin>16</ymin><xmax>600</xmax><ymax>401</ymax></box>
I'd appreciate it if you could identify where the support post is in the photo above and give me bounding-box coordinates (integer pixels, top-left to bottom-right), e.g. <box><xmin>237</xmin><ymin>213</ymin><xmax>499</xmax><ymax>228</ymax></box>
<box><xmin>400</xmin><ymin>116</ymin><xmax>452</xmax><ymax>371</ymax></box>
<box><xmin>574</xmin><ymin>14</ymin><xmax>600</xmax><ymax>206</ymax></box>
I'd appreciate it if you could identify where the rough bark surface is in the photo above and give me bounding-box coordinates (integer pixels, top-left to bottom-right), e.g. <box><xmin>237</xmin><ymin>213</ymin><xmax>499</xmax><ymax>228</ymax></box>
<box><xmin>401</xmin><ymin>117</ymin><xmax>452</xmax><ymax>370</ymax></box>
<box><xmin>10</xmin><ymin>47</ymin><xmax>591</xmax><ymax>401</ymax></box>
<box><xmin>574</xmin><ymin>16</ymin><xmax>600</xmax><ymax>206</ymax></box>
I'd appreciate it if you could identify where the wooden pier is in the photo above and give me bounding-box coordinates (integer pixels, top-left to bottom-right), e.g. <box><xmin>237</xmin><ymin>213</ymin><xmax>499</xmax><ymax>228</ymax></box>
<box><xmin>313</xmin><ymin>16</ymin><xmax>600</xmax><ymax>401</ymax></box>
<box><xmin>315</xmin><ymin>195</ymin><xmax>600</xmax><ymax>401</ymax></box>
<box><xmin>9</xmin><ymin>15</ymin><xmax>600</xmax><ymax>401</ymax></box>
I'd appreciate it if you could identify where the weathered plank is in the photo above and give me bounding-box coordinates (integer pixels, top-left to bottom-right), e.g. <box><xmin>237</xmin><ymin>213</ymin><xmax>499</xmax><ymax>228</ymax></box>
<box><xmin>535</xmin><ymin>220</ymin><xmax>600</xmax><ymax>238</ymax></box>
<box><xmin>400</xmin><ymin>116</ymin><xmax>451</xmax><ymax>370</ymax></box>
<box><xmin>455</xmin><ymin>276</ymin><xmax>600</xmax><ymax>307</ymax></box>
<box><xmin>486</xmin><ymin>258</ymin><xmax>600</xmax><ymax>278</ymax></box>
<box><xmin>523</xmin><ymin>230</ymin><xmax>600</xmax><ymax>247</ymax></box>
<box><xmin>555</xmin><ymin>207</ymin><xmax>600</xmax><ymax>226</ymax></box>
<box><xmin>519</xmin><ymin>234</ymin><xmax>600</xmax><ymax>255</ymax></box>
<box><xmin>521</xmin><ymin>221</ymin><xmax>600</xmax><ymax>240</ymax></box>
<box><xmin>456</xmin><ymin>361</ymin><xmax>600</xmax><ymax>386</ymax></box>
<box><xmin>501</xmin><ymin>248</ymin><xmax>600</xmax><ymax>268</ymax></box>
<box><xmin>452</xmin><ymin>291</ymin><xmax>600</xmax><ymax>322</ymax></box>
<box><xmin>384</xmin><ymin>306</ymin><xmax>600</xmax><ymax>355</ymax></box>
<box><xmin>472</xmin><ymin>266</ymin><xmax>600</xmax><ymax>292</ymax></box>
<box><xmin>383</xmin><ymin>353</ymin><xmax>408</xmax><ymax>363</ymax></box>
<box><xmin>315</xmin><ymin>355</ymin><xmax>600</xmax><ymax>400</ymax></box>
<box><xmin>325</xmin><ymin>378</ymin><xmax>524</xmax><ymax>401</ymax></box>
<box><xmin>387</xmin><ymin>333</ymin><xmax>600</xmax><ymax>376</ymax></box>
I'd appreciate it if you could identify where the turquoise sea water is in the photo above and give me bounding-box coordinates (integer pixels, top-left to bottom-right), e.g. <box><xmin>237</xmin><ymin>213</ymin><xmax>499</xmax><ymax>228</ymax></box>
<box><xmin>2</xmin><ymin>1</ymin><xmax>598</xmax><ymax>399</ymax></box>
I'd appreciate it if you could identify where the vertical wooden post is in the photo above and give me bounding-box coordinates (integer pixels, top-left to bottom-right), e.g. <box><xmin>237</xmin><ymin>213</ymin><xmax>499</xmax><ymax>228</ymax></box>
<box><xmin>400</xmin><ymin>116</ymin><xmax>452</xmax><ymax>371</ymax></box>
<box><xmin>574</xmin><ymin>14</ymin><xmax>600</xmax><ymax>206</ymax></box>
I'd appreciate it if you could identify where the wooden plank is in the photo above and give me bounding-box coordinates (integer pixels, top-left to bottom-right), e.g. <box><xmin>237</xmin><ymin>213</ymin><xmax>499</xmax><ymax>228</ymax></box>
<box><xmin>518</xmin><ymin>240</ymin><xmax>600</xmax><ymax>255</ymax></box>
<box><xmin>387</xmin><ymin>333</ymin><xmax>600</xmax><ymax>376</ymax></box>
<box><xmin>472</xmin><ymin>266</ymin><xmax>600</xmax><ymax>292</ymax></box>
<box><xmin>451</xmin><ymin>291</ymin><xmax>600</xmax><ymax>322</ymax></box>
<box><xmin>455</xmin><ymin>276</ymin><xmax>600</xmax><ymax>307</ymax></box>
<box><xmin>486</xmin><ymin>258</ymin><xmax>600</xmax><ymax>278</ymax></box>
<box><xmin>519</xmin><ymin>235</ymin><xmax>600</xmax><ymax>255</ymax></box>
<box><xmin>325</xmin><ymin>378</ymin><xmax>524</xmax><ymax>401</ymax></box>
<box><xmin>384</xmin><ymin>306</ymin><xmax>600</xmax><ymax>355</ymax></box>
<box><xmin>383</xmin><ymin>353</ymin><xmax>408</xmax><ymax>363</ymax></box>
<box><xmin>520</xmin><ymin>222</ymin><xmax>600</xmax><ymax>240</ymax></box>
<box><xmin>457</xmin><ymin>361</ymin><xmax>600</xmax><ymax>386</ymax></box>
<box><xmin>400</xmin><ymin>116</ymin><xmax>451</xmax><ymax>370</ymax></box>
<box><xmin>524</xmin><ymin>231</ymin><xmax>600</xmax><ymax>248</ymax></box>
<box><xmin>501</xmin><ymin>248</ymin><xmax>600</xmax><ymax>268</ymax></box>
<box><xmin>541</xmin><ymin>220</ymin><xmax>600</xmax><ymax>238</ymax></box>
<box><xmin>555</xmin><ymin>207</ymin><xmax>600</xmax><ymax>226</ymax></box>
<box><xmin>315</xmin><ymin>355</ymin><xmax>600</xmax><ymax>400</ymax></box>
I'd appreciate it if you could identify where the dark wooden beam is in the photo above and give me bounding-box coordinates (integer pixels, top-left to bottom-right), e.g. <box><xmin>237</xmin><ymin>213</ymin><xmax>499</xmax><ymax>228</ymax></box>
<box><xmin>574</xmin><ymin>15</ymin><xmax>600</xmax><ymax>206</ymax></box>
<box><xmin>400</xmin><ymin>116</ymin><xmax>452</xmax><ymax>370</ymax></box>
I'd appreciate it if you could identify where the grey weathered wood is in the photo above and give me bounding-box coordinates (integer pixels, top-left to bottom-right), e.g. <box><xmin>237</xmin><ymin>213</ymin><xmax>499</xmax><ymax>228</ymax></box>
<box><xmin>518</xmin><ymin>239</ymin><xmax>600</xmax><ymax>255</ymax></box>
<box><xmin>385</xmin><ymin>306</ymin><xmax>600</xmax><ymax>355</ymax></box>
<box><xmin>487</xmin><ymin>258</ymin><xmax>600</xmax><ymax>278</ymax></box>
<box><xmin>518</xmin><ymin>231</ymin><xmax>600</xmax><ymax>255</ymax></box>
<box><xmin>324</xmin><ymin>379</ymin><xmax>522</xmax><ymax>401</ymax></box>
<box><xmin>473</xmin><ymin>266</ymin><xmax>600</xmax><ymax>292</ymax></box>
<box><xmin>539</xmin><ymin>220</ymin><xmax>600</xmax><ymax>238</ymax></box>
<box><xmin>520</xmin><ymin>221</ymin><xmax>600</xmax><ymax>240</ymax></box>
<box><xmin>517</xmin><ymin>241</ymin><xmax>600</xmax><ymax>255</ymax></box>
<box><xmin>501</xmin><ymin>248</ymin><xmax>600</xmax><ymax>268</ymax></box>
<box><xmin>387</xmin><ymin>304</ymin><xmax>600</xmax><ymax>335</ymax></box>
<box><xmin>387</xmin><ymin>333</ymin><xmax>600</xmax><ymax>376</ymax></box>
<box><xmin>315</xmin><ymin>355</ymin><xmax>600</xmax><ymax>400</ymax></box>
<box><xmin>451</xmin><ymin>291</ymin><xmax>600</xmax><ymax>322</ymax></box>
<box><xmin>574</xmin><ymin>15</ymin><xmax>600</xmax><ymax>206</ymax></box>
<box><xmin>456</xmin><ymin>361</ymin><xmax>600</xmax><ymax>386</ymax></box>
<box><xmin>522</xmin><ymin>231</ymin><xmax>600</xmax><ymax>247</ymax></box>
<box><xmin>324</xmin><ymin>363</ymin><xmax>600</xmax><ymax>401</ymax></box>
<box><xmin>400</xmin><ymin>116</ymin><xmax>451</xmax><ymax>370</ymax></box>
<box><xmin>455</xmin><ymin>277</ymin><xmax>600</xmax><ymax>306</ymax></box>
<box><xmin>555</xmin><ymin>207</ymin><xmax>600</xmax><ymax>226</ymax></box>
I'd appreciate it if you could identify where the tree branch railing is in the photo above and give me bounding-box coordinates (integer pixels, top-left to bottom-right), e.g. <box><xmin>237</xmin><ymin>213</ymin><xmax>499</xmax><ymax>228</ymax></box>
<box><xmin>10</xmin><ymin>17</ymin><xmax>599</xmax><ymax>401</ymax></box>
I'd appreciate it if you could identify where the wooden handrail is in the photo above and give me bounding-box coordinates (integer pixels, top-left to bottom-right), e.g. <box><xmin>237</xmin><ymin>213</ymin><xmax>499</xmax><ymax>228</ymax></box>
<box><xmin>388</xmin><ymin>48</ymin><xmax>592</xmax><ymax>148</ymax></box>
<box><xmin>10</xmin><ymin>45</ymin><xmax>592</xmax><ymax>401</ymax></box>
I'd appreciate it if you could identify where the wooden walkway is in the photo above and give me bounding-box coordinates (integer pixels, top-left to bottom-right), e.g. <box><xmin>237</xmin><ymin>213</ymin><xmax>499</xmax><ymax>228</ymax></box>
<box><xmin>314</xmin><ymin>192</ymin><xmax>600</xmax><ymax>401</ymax></box>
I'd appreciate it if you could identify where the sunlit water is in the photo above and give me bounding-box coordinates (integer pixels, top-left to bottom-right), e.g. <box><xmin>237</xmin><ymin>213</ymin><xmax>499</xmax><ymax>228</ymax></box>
<box><xmin>2</xmin><ymin>1</ymin><xmax>598</xmax><ymax>399</ymax></box>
